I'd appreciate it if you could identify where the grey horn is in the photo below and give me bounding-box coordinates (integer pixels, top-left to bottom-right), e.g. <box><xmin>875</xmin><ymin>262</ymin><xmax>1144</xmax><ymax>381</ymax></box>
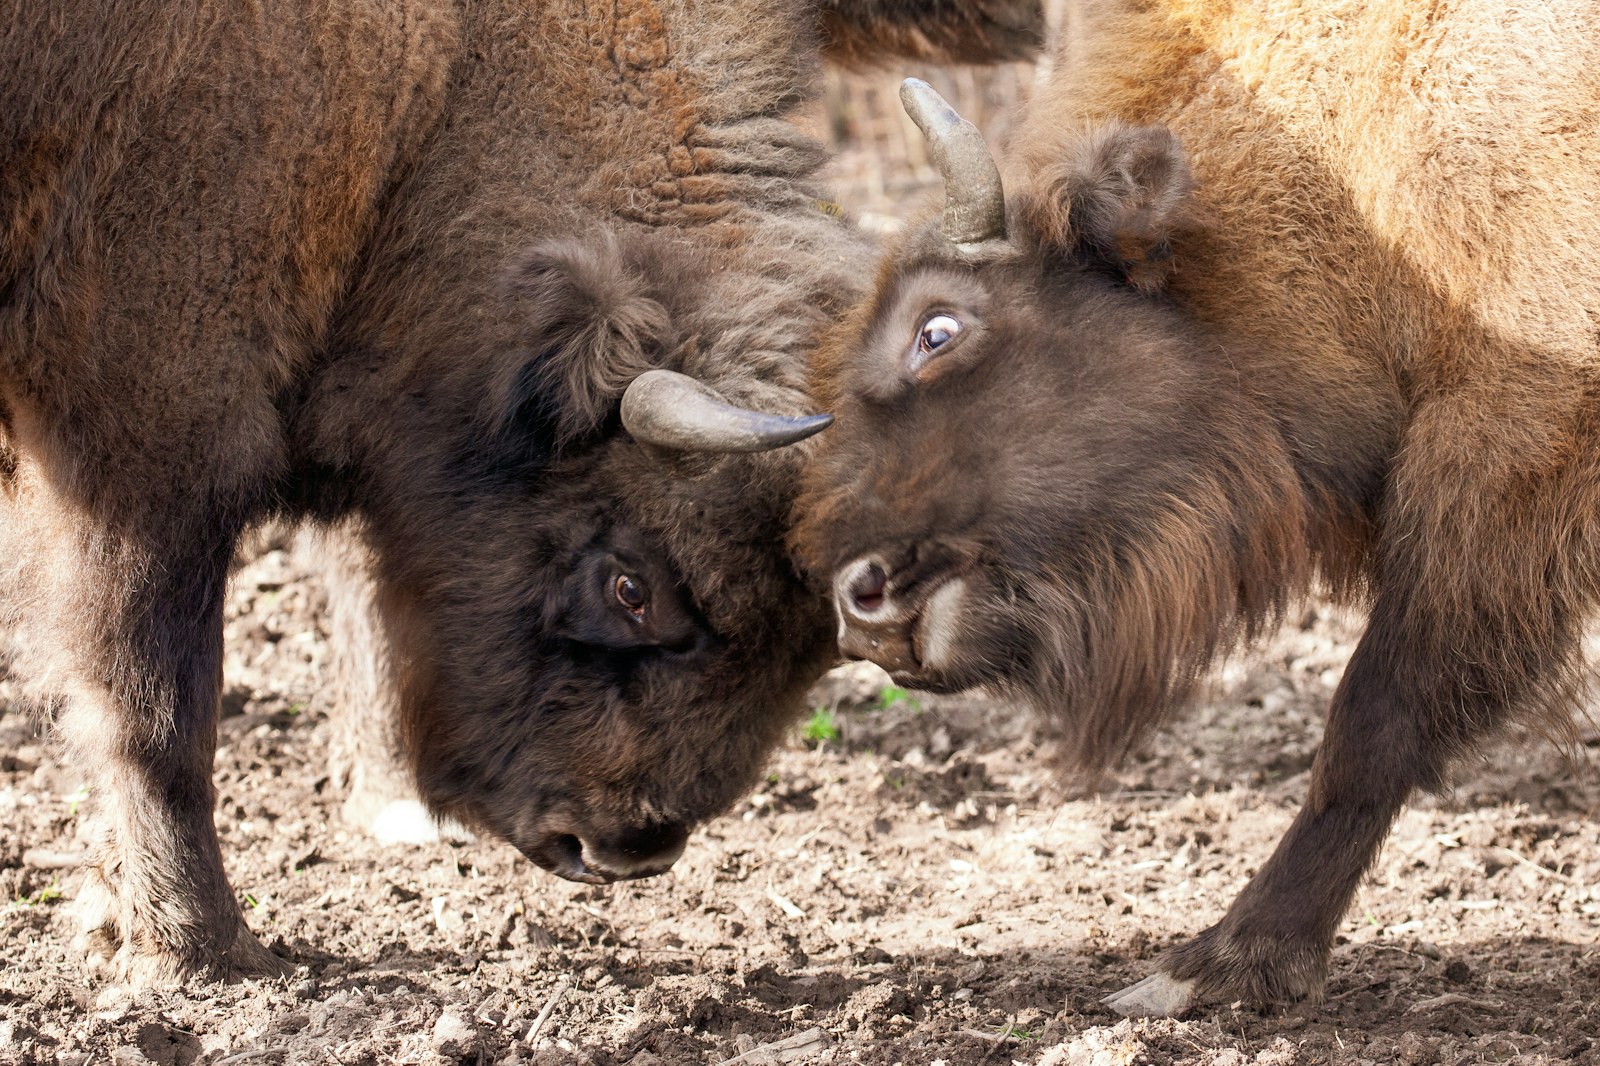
<box><xmin>620</xmin><ymin>369</ymin><xmax>833</xmax><ymax>453</ymax></box>
<box><xmin>899</xmin><ymin>78</ymin><xmax>1008</xmax><ymax>253</ymax></box>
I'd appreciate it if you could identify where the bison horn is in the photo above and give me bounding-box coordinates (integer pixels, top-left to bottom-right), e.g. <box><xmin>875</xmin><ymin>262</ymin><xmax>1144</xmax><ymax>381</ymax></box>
<box><xmin>900</xmin><ymin>78</ymin><xmax>1008</xmax><ymax>253</ymax></box>
<box><xmin>620</xmin><ymin>369</ymin><xmax>834</xmax><ymax>453</ymax></box>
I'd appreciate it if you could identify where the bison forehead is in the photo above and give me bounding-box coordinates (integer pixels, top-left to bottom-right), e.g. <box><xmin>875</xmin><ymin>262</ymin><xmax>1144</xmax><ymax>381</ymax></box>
<box><xmin>613</xmin><ymin>452</ymin><xmax>819</xmax><ymax>626</ymax></box>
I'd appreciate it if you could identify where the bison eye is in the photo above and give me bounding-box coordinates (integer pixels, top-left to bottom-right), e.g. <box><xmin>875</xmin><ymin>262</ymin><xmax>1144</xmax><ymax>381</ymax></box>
<box><xmin>909</xmin><ymin>314</ymin><xmax>962</xmax><ymax>373</ymax></box>
<box><xmin>613</xmin><ymin>574</ymin><xmax>648</xmax><ymax>616</ymax></box>
<box><xmin>920</xmin><ymin>314</ymin><xmax>961</xmax><ymax>350</ymax></box>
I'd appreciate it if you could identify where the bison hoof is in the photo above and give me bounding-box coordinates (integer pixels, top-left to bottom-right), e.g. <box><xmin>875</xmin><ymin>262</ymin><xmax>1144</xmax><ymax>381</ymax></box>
<box><xmin>1113</xmin><ymin>924</ymin><xmax>1329</xmax><ymax>1013</ymax></box>
<box><xmin>84</xmin><ymin>927</ymin><xmax>288</xmax><ymax>997</ymax></box>
<box><xmin>76</xmin><ymin>881</ymin><xmax>289</xmax><ymax>988</ymax></box>
<box><xmin>1103</xmin><ymin>972</ymin><xmax>1197</xmax><ymax>1018</ymax></box>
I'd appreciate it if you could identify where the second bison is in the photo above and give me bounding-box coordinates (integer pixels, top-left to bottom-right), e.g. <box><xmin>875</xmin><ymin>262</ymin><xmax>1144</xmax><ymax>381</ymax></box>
<box><xmin>795</xmin><ymin>0</ymin><xmax>1600</xmax><ymax>1015</ymax></box>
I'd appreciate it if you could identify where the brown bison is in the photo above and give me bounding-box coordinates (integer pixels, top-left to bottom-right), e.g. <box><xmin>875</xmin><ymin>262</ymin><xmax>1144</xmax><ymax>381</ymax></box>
<box><xmin>0</xmin><ymin>0</ymin><xmax>1034</xmax><ymax>985</ymax></box>
<box><xmin>794</xmin><ymin>0</ymin><xmax>1600</xmax><ymax>1015</ymax></box>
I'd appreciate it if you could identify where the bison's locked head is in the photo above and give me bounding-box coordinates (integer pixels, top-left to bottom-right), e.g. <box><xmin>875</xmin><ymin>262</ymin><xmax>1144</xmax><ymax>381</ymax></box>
<box><xmin>793</xmin><ymin>82</ymin><xmax>1307</xmax><ymax>767</ymax></box>
<box><xmin>351</xmin><ymin>231</ymin><xmax>841</xmax><ymax>883</ymax></box>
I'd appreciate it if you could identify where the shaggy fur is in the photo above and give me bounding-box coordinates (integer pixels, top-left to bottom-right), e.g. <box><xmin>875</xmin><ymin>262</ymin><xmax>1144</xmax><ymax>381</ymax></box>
<box><xmin>818</xmin><ymin>0</ymin><xmax>1045</xmax><ymax>66</ymax></box>
<box><xmin>0</xmin><ymin>0</ymin><xmax>963</xmax><ymax>986</ymax></box>
<box><xmin>796</xmin><ymin>0</ymin><xmax>1600</xmax><ymax>1011</ymax></box>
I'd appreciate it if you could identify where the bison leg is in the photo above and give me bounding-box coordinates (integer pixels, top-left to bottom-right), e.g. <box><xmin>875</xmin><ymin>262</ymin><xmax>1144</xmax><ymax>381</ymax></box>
<box><xmin>1106</xmin><ymin>612</ymin><xmax>1489</xmax><ymax>1014</ymax></box>
<box><xmin>1109</xmin><ymin>398</ymin><xmax>1590</xmax><ymax>1015</ymax></box>
<box><xmin>50</xmin><ymin>520</ymin><xmax>283</xmax><ymax>985</ymax></box>
<box><xmin>1107</xmin><ymin>619</ymin><xmax>1430</xmax><ymax>1013</ymax></box>
<box><xmin>315</xmin><ymin>524</ymin><xmax>468</xmax><ymax>845</ymax></box>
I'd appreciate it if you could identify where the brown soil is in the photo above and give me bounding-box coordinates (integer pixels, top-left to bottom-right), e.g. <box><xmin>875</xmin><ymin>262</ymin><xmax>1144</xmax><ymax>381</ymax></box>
<box><xmin>3</xmin><ymin>530</ymin><xmax>1597</xmax><ymax>1066</ymax></box>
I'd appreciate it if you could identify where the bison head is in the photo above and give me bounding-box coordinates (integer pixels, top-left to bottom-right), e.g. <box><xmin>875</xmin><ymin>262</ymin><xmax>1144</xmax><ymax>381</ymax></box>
<box><xmin>793</xmin><ymin>83</ymin><xmax>1308</xmax><ymax>768</ymax></box>
<box><xmin>327</xmin><ymin>230</ymin><xmax>842</xmax><ymax>883</ymax></box>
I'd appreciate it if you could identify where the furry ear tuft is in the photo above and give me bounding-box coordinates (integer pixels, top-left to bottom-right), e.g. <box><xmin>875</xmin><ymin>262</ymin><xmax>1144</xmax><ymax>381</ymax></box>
<box><xmin>492</xmin><ymin>236</ymin><xmax>672</xmax><ymax>447</ymax></box>
<box><xmin>1026</xmin><ymin>123</ymin><xmax>1193</xmax><ymax>292</ymax></box>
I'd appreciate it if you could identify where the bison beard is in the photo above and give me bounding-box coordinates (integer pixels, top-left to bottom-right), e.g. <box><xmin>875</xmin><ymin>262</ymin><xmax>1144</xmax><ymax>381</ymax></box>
<box><xmin>796</xmin><ymin>0</ymin><xmax>1600</xmax><ymax>1017</ymax></box>
<box><xmin>0</xmin><ymin>0</ymin><xmax>1045</xmax><ymax>987</ymax></box>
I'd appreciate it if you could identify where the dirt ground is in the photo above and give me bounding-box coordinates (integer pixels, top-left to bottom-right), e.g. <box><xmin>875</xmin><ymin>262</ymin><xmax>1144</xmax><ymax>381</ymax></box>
<box><xmin>2</xmin><ymin>520</ymin><xmax>1598</xmax><ymax>1066</ymax></box>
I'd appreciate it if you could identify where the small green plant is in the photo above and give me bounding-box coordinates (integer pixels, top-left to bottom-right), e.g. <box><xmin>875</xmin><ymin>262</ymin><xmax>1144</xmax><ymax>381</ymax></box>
<box><xmin>875</xmin><ymin>685</ymin><xmax>922</xmax><ymax>714</ymax></box>
<box><xmin>12</xmin><ymin>880</ymin><xmax>62</xmax><ymax>908</ymax></box>
<box><xmin>801</xmin><ymin>706</ymin><xmax>840</xmax><ymax>745</ymax></box>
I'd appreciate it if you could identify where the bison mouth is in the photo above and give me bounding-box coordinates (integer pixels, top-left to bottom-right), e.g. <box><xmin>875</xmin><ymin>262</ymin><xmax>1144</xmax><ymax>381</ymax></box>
<box><xmin>833</xmin><ymin>555</ymin><xmax>973</xmax><ymax>690</ymax></box>
<box><xmin>519</xmin><ymin>823</ymin><xmax>689</xmax><ymax>884</ymax></box>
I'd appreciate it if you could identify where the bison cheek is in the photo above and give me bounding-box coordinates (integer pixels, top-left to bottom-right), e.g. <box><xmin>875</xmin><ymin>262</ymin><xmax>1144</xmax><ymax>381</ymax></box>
<box><xmin>914</xmin><ymin>575</ymin><xmax>968</xmax><ymax>671</ymax></box>
<box><xmin>914</xmin><ymin>577</ymin><xmax>1038</xmax><ymax>694</ymax></box>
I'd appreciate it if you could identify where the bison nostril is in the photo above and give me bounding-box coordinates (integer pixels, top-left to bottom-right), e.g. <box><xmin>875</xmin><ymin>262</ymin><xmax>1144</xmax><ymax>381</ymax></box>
<box><xmin>574</xmin><ymin>821</ymin><xmax>689</xmax><ymax>880</ymax></box>
<box><xmin>552</xmin><ymin>833</ymin><xmax>584</xmax><ymax>867</ymax></box>
<box><xmin>848</xmin><ymin>562</ymin><xmax>889</xmax><ymax>614</ymax></box>
<box><xmin>612</xmin><ymin>821</ymin><xmax>689</xmax><ymax>865</ymax></box>
<box><xmin>521</xmin><ymin>831</ymin><xmax>606</xmax><ymax>884</ymax></box>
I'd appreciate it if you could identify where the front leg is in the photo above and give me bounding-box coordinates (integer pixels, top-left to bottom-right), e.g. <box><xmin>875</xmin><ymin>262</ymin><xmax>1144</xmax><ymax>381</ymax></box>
<box><xmin>49</xmin><ymin>519</ymin><xmax>283</xmax><ymax>984</ymax></box>
<box><xmin>1100</xmin><ymin>428</ymin><xmax>1587</xmax><ymax>1011</ymax></box>
<box><xmin>1106</xmin><ymin>625</ymin><xmax>1421</xmax><ymax>1013</ymax></box>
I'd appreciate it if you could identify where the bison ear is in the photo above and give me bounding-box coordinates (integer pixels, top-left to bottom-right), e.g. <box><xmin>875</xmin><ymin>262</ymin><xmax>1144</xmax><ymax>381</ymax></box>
<box><xmin>491</xmin><ymin>237</ymin><xmax>672</xmax><ymax>447</ymax></box>
<box><xmin>1026</xmin><ymin>123</ymin><xmax>1193</xmax><ymax>293</ymax></box>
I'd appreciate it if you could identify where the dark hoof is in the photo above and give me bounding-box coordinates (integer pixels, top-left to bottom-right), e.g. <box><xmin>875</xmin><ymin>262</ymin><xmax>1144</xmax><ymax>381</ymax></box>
<box><xmin>75</xmin><ymin>875</ymin><xmax>289</xmax><ymax>989</ymax></box>
<box><xmin>1109</xmin><ymin>924</ymin><xmax>1329</xmax><ymax>1016</ymax></box>
<box><xmin>101</xmin><ymin>927</ymin><xmax>289</xmax><ymax>990</ymax></box>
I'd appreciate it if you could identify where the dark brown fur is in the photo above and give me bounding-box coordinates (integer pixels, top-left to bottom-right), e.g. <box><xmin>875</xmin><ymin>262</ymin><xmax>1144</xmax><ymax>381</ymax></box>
<box><xmin>817</xmin><ymin>0</ymin><xmax>1045</xmax><ymax>67</ymax></box>
<box><xmin>795</xmin><ymin>0</ymin><xmax>1600</xmax><ymax>1012</ymax></box>
<box><xmin>0</xmin><ymin>0</ymin><xmax>910</xmax><ymax>986</ymax></box>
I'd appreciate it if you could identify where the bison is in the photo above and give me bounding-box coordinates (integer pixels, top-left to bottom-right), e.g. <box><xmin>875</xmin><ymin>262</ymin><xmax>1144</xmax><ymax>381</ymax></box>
<box><xmin>794</xmin><ymin>0</ymin><xmax>1600</xmax><ymax>1016</ymax></box>
<box><xmin>0</xmin><ymin>0</ymin><xmax>1036</xmax><ymax>986</ymax></box>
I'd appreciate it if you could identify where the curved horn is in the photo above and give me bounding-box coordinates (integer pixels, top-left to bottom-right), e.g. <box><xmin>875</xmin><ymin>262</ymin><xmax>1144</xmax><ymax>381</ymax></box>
<box><xmin>899</xmin><ymin>78</ymin><xmax>1007</xmax><ymax>251</ymax></box>
<box><xmin>620</xmin><ymin>369</ymin><xmax>833</xmax><ymax>453</ymax></box>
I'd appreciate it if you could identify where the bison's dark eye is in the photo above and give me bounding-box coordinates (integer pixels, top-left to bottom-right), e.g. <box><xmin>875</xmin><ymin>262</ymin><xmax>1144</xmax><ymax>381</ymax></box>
<box><xmin>919</xmin><ymin>315</ymin><xmax>961</xmax><ymax>351</ymax></box>
<box><xmin>614</xmin><ymin>574</ymin><xmax>648</xmax><ymax>616</ymax></box>
<box><xmin>909</xmin><ymin>314</ymin><xmax>962</xmax><ymax>373</ymax></box>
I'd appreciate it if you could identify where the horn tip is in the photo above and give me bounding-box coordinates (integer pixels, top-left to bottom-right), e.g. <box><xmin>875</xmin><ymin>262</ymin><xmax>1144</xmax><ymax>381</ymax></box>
<box><xmin>794</xmin><ymin>412</ymin><xmax>834</xmax><ymax>438</ymax></box>
<box><xmin>898</xmin><ymin>77</ymin><xmax>944</xmax><ymax>117</ymax></box>
<box><xmin>740</xmin><ymin>411</ymin><xmax>833</xmax><ymax>451</ymax></box>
